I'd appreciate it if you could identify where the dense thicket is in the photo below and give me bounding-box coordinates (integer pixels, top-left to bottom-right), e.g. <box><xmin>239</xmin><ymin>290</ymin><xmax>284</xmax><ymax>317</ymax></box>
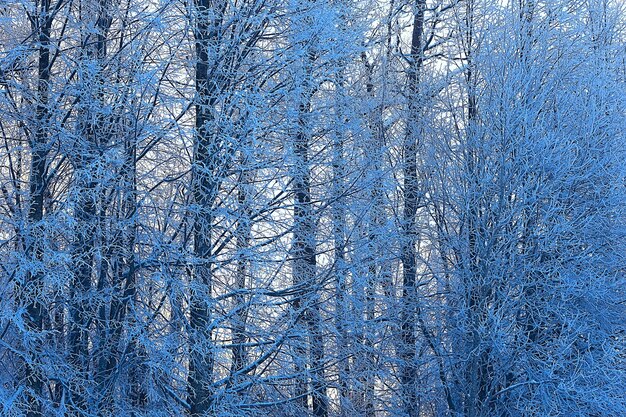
<box><xmin>0</xmin><ymin>0</ymin><xmax>624</xmax><ymax>416</ymax></box>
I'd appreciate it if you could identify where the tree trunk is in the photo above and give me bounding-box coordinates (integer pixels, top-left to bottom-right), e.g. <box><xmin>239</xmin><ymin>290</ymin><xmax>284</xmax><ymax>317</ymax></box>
<box><xmin>229</xmin><ymin>153</ymin><xmax>252</xmax><ymax>393</ymax></box>
<box><xmin>291</xmin><ymin>37</ymin><xmax>328</xmax><ymax>415</ymax></box>
<box><xmin>331</xmin><ymin>77</ymin><xmax>350</xmax><ymax>417</ymax></box>
<box><xmin>68</xmin><ymin>0</ymin><xmax>111</xmax><ymax>412</ymax></box>
<box><xmin>22</xmin><ymin>2</ymin><xmax>52</xmax><ymax>414</ymax></box>
<box><xmin>400</xmin><ymin>2</ymin><xmax>425</xmax><ymax>416</ymax></box>
<box><xmin>187</xmin><ymin>1</ymin><xmax>221</xmax><ymax>414</ymax></box>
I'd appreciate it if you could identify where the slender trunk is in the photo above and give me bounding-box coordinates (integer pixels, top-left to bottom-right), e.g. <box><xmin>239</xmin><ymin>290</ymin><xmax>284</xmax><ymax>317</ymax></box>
<box><xmin>188</xmin><ymin>91</ymin><xmax>216</xmax><ymax>417</ymax></box>
<box><xmin>292</xmin><ymin>42</ymin><xmax>328</xmax><ymax>416</ymax></box>
<box><xmin>68</xmin><ymin>1</ymin><xmax>111</xmax><ymax>412</ymax></box>
<box><xmin>229</xmin><ymin>157</ymin><xmax>252</xmax><ymax>393</ymax></box>
<box><xmin>187</xmin><ymin>1</ymin><xmax>221</xmax><ymax>414</ymax></box>
<box><xmin>361</xmin><ymin>51</ymin><xmax>388</xmax><ymax>417</ymax></box>
<box><xmin>292</xmin><ymin>102</ymin><xmax>319</xmax><ymax>414</ymax></box>
<box><xmin>94</xmin><ymin>132</ymin><xmax>142</xmax><ymax>415</ymax></box>
<box><xmin>124</xmin><ymin>137</ymin><xmax>147</xmax><ymax>414</ymax></box>
<box><xmin>332</xmin><ymin>86</ymin><xmax>349</xmax><ymax>416</ymax></box>
<box><xmin>22</xmin><ymin>2</ymin><xmax>52</xmax><ymax>415</ymax></box>
<box><xmin>400</xmin><ymin>2</ymin><xmax>424</xmax><ymax>416</ymax></box>
<box><xmin>68</xmin><ymin>170</ymin><xmax>96</xmax><ymax>415</ymax></box>
<box><xmin>462</xmin><ymin>1</ymin><xmax>486</xmax><ymax>415</ymax></box>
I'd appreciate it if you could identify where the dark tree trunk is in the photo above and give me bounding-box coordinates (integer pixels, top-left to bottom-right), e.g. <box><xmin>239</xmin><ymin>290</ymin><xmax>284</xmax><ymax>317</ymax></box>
<box><xmin>292</xmin><ymin>39</ymin><xmax>328</xmax><ymax>416</ymax></box>
<box><xmin>187</xmin><ymin>1</ymin><xmax>222</xmax><ymax>414</ymax></box>
<box><xmin>400</xmin><ymin>1</ymin><xmax>425</xmax><ymax>416</ymax></box>
<box><xmin>68</xmin><ymin>1</ymin><xmax>111</xmax><ymax>412</ymax></box>
<box><xmin>22</xmin><ymin>1</ymin><xmax>53</xmax><ymax>415</ymax></box>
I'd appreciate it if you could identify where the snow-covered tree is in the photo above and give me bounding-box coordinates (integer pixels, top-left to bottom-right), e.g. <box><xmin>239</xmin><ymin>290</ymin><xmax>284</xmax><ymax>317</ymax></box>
<box><xmin>0</xmin><ymin>0</ymin><xmax>624</xmax><ymax>416</ymax></box>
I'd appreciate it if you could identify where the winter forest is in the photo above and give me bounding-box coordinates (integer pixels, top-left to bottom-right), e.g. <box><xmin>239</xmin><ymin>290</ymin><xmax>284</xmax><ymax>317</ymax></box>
<box><xmin>0</xmin><ymin>0</ymin><xmax>625</xmax><ymax>415</ymax></box>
